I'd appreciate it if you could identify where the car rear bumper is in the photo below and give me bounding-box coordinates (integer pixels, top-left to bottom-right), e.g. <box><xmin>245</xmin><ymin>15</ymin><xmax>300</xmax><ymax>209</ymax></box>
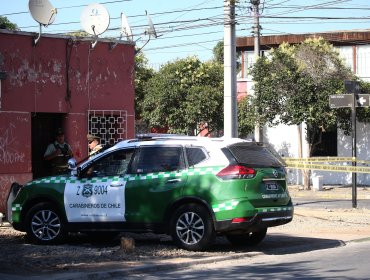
<box><xmin>214</xmin><ymin>208</ymin><xmax>293</xmax><ymax>234</ymax></box>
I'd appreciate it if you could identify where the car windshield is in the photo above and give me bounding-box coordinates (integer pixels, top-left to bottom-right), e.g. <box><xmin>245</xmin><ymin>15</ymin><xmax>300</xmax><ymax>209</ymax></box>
<box><xmin>227</xmin><ymin>142</ymin><xmax>286</xmax><ymax>168</ymax></box>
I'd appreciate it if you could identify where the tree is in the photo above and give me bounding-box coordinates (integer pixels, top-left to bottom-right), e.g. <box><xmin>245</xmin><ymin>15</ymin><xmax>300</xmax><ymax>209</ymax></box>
<box><xmin>66</xmin><ymin>30</ymin><xmax>91</xmax><ymax>37</ymax></box>
<box><xmin>213</xmin><ymin>41</ymin><xmax>223</xmax><ymax>64</ymax></box>
<box><xmin>135</xmin><ymin>52</ymin><xmax>155</xmax><ymax>118</ymax></box>
<box><xmin>237</xmin><ymin>97</ymin><xmax>256</xmax><ymax>138</ymax></box>
<box><xmin>246</xmin><ymin>38</ymin><xmax>358</xmax><ymax>189</ymax></box>
<box><xmin>141</xmin><ymin>56</ymin><xmax>224</xmax><ymax>135</ymax></box>
<box><xmin>213</xmin><ymin>40</ymin><xmax>241</xmax><ymax>70</ymax></box>
<box><xmin>0</xmin><ymin>16</ymin><xmax>19</xmax><ymax>31</ymax></box>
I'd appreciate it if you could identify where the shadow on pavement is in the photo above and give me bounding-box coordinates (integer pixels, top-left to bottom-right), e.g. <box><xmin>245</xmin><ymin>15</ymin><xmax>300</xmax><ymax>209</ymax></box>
<box><xmin>209</xmin><ymin>234</ymin><xmax>343</xmax><ymax>255</ymax></box>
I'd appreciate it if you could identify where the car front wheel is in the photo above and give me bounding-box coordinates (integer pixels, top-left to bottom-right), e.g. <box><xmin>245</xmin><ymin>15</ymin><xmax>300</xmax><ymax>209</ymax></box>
<box><xmin>170</xmin><ymin>203</ymin><xmax>215</xmax><ymax>251</ymax></box>
<box><xmin>25</xmin><ymin>202</ymin><xmax>66</xmax><ymax>245</ymax></box>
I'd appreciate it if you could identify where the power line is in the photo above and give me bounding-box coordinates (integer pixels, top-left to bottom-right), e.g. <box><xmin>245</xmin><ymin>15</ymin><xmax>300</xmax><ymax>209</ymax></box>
<box><xmin>1</xmin><ymin>0</ymin><xmax>133</xmax><ymax>16</ymax></box>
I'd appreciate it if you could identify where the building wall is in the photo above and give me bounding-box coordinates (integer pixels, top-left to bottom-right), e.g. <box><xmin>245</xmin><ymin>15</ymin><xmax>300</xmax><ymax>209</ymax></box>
<box><xmin>264</xmin><ymin>122</ymin><xmax>370</xmax><ymax>186</ymax></box>
<box><xmin>0</xmin><ymin>31</ymin><xmax>136</xmax><ymax>213</ymax></box>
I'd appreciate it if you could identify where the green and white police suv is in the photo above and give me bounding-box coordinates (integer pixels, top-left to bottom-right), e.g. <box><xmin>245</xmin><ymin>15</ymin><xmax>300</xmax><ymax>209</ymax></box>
<box><xmin>7</xmin><ymin>135</ymin><xmax>293</xmax><ymax>251</ymax></box>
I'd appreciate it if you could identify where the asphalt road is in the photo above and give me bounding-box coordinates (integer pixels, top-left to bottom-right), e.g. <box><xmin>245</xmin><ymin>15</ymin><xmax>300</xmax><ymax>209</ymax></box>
<box><xmin>121</xmin><ymin>240</ymin><xmax>370</xmax><ymax>280</ymax></box>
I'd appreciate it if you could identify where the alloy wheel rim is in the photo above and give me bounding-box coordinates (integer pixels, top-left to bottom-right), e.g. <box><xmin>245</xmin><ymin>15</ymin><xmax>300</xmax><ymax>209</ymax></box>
<box><xmin>31</xmin><ymin>210</ymin><xmax>61</xmax><ymax>241</ymax></box>
<box><xmin>176</xmin><ymin>212</ymin><xmax>205</xmax><ymax>245</ymax></box>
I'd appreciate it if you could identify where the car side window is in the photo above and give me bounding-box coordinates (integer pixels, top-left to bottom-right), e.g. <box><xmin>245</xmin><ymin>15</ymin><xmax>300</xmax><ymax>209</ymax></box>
<box><xmin>84</xmin><ymin>149</ymin><xmax>134</xmax><ymax>177</ymax></box>
<box><xmin>186</xmin><ymin>146</ymin><xmax>207</xmax><ymax>166</ymax></box>
<box><xmin>134</xmin><ymin>146</ymin><xmax>184</xmax><ymax>174</ymax></box>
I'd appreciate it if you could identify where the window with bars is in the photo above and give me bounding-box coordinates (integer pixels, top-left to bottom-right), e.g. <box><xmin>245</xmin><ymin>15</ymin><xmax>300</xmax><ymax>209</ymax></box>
<box><xmin>88</xmin><ymin>110</ymin><xmax>127</xmax><ymax>147</ymax></box>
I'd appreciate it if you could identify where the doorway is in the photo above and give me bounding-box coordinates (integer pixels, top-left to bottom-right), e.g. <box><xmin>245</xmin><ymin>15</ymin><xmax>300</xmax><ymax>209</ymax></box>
<box><xmin>31</xmin><ymin>113</ymin><xmax>65</xmax><ymax>179</ymax></box>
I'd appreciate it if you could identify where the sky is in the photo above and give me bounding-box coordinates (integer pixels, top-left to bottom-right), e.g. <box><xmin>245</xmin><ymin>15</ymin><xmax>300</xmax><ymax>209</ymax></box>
<box><xmin>2</xmin><ymin>0</ymin><xmax>370</xmax><ymax>69</ymax></box>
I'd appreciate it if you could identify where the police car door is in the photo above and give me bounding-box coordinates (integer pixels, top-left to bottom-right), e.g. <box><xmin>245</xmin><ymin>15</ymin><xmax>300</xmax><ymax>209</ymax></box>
<box><xmin>124</xmin><ymin>145</ymin><xmax>187</xmax><ymax>223</ymax></box>
<box><xmin>64</xmin><ymin>148</ymin><xmax>134</xmax><ymax>223</ymax></box>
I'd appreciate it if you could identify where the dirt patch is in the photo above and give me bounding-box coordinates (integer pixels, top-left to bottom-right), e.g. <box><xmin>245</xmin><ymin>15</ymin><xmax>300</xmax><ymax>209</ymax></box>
<box><xmin>269</xmin><ymin>207</ymin><xmax>370</xmax><ymax>241</ymax></box>
<box><xmin>1</xmin><ymin>206</ymin><xmax>369</xmax><ymax>275</ymax></box>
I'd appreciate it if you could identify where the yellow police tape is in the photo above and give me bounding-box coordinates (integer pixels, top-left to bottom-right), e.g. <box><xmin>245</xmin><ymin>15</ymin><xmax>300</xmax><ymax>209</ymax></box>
<box><xmin>283</xmin><ymin>157</ymin><xmax>355</xmax><ymax>162</ymax></box>
<box><xmin>283</xmin><ymin>157</ymin><xmax>370</xmax><ymax>174</ymax></box>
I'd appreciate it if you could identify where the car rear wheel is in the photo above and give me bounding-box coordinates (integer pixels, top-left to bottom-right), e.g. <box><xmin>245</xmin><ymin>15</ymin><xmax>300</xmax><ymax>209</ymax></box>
<box><xmin>25</xmin><ymin>202</ymin><xmax>66</xmax><ymax>245</ymax></box>
<box><xmin>170</xmin><ymin>203</ymin><xmax>215</xmax><ymax>251</ymax></box>
<box><xmin>226</xmin><ymin>228</ymin><xmax>267</xmax><ymax>246</ymax></box>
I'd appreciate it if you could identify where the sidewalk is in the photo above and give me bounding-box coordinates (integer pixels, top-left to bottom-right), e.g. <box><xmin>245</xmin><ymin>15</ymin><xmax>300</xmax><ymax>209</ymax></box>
<box><xmin>288</xmin><ymin>185</ymin><xmax>370</xmax><ymax>200</ymax></box>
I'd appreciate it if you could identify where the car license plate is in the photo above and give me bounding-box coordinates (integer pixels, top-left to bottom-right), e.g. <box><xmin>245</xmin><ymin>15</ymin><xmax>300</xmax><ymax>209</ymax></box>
<box><xmin>265</xmin><ymin>182</ymin><xmax>278</xmax><ymax>191</ymax></box>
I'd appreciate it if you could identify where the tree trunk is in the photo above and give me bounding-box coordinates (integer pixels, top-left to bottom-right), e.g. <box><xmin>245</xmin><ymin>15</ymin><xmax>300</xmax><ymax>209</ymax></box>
<box><xmin>303</xmin><ymin>170</ymin><xmax>311</xmax><ymax>190</ymax></box>
<box><xmin>304</xmin><ymin>144</ymin><xmax>312</xmax><ymax>190</ymax></box>
<box><xmin>298</xmin><ymin>125</ymin><xmax>311</xmax><ymax>190</ymax></box>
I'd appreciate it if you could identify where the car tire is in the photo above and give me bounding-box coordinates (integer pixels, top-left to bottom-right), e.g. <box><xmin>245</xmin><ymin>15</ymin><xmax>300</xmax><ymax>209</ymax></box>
<box><xmin>25</xmin><ymin>202</ymin><xmax>66</xmax><ymax>245</ymax></box>
<box><xmin>226</xmin><ymin>228</ymin><xmax>267</xmax><ymax>246</ymax></box>
<box><xmin>170</xmin><ymin>203</ymin><xmax>215</xmax><ymax>251</ymax></box>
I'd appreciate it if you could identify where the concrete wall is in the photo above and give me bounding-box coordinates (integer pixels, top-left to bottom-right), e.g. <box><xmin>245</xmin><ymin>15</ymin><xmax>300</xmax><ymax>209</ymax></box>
<box><xmin>265</xmin><ymin>122</ymin><xmax>370</xmax><ymax>186</ymax></box>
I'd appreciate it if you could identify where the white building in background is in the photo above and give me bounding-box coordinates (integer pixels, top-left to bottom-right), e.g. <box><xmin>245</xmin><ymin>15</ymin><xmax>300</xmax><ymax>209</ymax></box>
<box><xmin>236</xmin><ymin>30</ymin><xmax>370</xmax><ymax>186</ymax></box>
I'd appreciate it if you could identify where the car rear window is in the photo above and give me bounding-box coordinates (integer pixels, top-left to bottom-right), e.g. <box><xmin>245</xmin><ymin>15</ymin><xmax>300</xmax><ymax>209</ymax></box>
<box><xmin>227</xmin><ymin>142</ymin><xmax>285</xmax><ymax>168</ymax></box>
<box><xmin>134</xmin><ymin>146</ymin><xmax>184</xmax><ymax>173</ymax></box>
<box><xmin>186</xmin><ymin>147</ymin><xmax>207</xmax><ymax>166</ymax></box>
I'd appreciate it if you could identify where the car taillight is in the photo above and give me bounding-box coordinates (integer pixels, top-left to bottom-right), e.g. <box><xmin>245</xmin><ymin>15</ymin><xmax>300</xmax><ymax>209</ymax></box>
<box><xmin>231</xmin><ymin>217</ymin><xmax>251</xmax><ymax>223</ymax></box>
<box><xmin>216</xmin><ymin>165</ymin><xmax>256</xmax><ymax>180</ymax></box>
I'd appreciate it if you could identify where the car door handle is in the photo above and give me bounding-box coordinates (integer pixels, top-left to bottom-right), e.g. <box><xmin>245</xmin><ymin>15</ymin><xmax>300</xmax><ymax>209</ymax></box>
<box><xmin>166</xmin><ymin>179</ymin><xmax>181</xmax><ymax>184</ymax></box>
<box><xmin>110</xmin><ymin>183</ymin><xmax>125</xmax><ymax>187</ymax></box>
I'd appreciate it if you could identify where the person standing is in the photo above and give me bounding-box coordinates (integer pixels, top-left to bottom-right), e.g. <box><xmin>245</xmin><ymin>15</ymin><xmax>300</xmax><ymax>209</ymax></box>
<box><xmin>87</xmin><ymin>134</ymin><xmax>103</xmax><ymax>157</ymax></box>
<box><xmin>197</xmin><ymin>121</ymin><xmax>211</xmax><ymax>137</ymax></box>
<box><xmin>44</xmin><ymin>128</ymin><xmax>73</xmax><ymax>175</ymax></box>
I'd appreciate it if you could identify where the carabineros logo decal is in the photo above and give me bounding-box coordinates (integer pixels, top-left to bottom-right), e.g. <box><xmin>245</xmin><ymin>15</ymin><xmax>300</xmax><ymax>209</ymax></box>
<box><xmin>81</xmin><ymin>184</ymin><xmax>93</xmax><ymax>198</ymax></box>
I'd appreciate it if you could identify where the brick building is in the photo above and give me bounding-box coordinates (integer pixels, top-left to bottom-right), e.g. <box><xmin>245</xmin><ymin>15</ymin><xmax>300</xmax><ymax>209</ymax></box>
<box><xmin>0</xmin><ymin>30</ymin><xmax>136</xmax><ymax>213</ymax></box>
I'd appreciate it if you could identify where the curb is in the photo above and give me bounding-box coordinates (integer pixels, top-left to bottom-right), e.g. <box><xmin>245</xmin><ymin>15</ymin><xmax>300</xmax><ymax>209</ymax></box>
<box><xmin>291</xmin><ymin>192</ymin><xmax>370</xmax><ymax>200</ymax></box>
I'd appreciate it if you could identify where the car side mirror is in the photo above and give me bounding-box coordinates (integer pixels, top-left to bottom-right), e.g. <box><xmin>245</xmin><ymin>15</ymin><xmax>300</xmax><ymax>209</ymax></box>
<box><xmin>68</xmin><ymin>158</ymin><xmax>77</xmax><ymax>169</ymax></box>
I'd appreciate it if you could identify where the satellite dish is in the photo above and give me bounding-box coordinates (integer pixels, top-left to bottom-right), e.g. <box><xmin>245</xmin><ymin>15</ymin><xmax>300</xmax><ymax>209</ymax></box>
<box><xmin>29</xmin><ymin>0</ymin><xmax>57</xmax><ymax>26</ymax></box>
<box><xmin>134</xmin><ymin>10</ymin><xmax>159</xmax><ymax>55</ymax></box>
<box><xmin>28</xmin><ymin>0</ymin><xmax>57</xmax><ymax>45</ymax></box>
<box><xmin>146</xmin><ymin>11</ymin><xmax>157</xmax><ymax>38</ymax></box>
<box><xmin>80</xmin><ymin>3</ymin><xmax>110</xmax><ymax>36</ymax></box>
<box><xmin>121</xmin><ymin>12</ymin><xmax>133</xmax><ymax>42</ymax></box>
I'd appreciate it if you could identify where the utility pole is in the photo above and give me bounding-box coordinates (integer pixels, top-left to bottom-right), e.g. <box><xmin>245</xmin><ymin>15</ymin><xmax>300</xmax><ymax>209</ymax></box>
<box><xmin>250</xmin><ymin>0</ymin><xmax>263</xmax><ymax>142</ymax></box>
<box><xmin>224</xmin><ymin>0</ymin><xmax>238</xmax><ymax>138</ymax></box>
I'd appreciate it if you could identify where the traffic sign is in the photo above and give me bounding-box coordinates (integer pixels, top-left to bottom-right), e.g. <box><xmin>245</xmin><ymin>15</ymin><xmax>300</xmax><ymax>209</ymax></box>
<box><xmin>355</xmin><ymin>94</ymin><xmax>370</xmax><ymax>107</ymax></box>
<box><xmin>344</xmin><ymin>80</ymin><xmax>361</xmax><ymax>94</ymax></box>
<box><xmin>329</xmin><ymin>94</ymin><xmax>370</xmax><ymax>108</ymax></box>
<box><xmin>329</xmin><ymin>94</ymin><xmax>352</xmax><ymax>108</ymax></box>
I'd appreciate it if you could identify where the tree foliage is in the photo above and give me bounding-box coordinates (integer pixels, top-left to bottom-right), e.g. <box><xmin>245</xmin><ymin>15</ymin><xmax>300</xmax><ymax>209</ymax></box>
<box><xmin>213</xmin><ymin>41</ymin><xmax>224</xmax><ymax>64</ymax></box>
<box><xmin>246</xmin><ymin>38</ymin><xmax>362</xmax><ymax>155</ymax></box>
<box><xmin>0</xmin><ymin>16</ymin><xmax>19</xmax><ymax>31</ymax></box>
<box><xmin>237</xmin><ymin>97</ymin><xmax>256</xmax><ymax>138</ymax></box>
<box><xmin>141</xmin><ymin>56</ymin><xmax>223</xmax><ymax>135</ymax></box>
<box><xmin>66</xmin><ymin>30</ymin><xmax>91</xmax><ymax>37</ymax></box>
<box><xmin>135</xmin><ymin>52</ymin><xmax>154</xmax><ymax>118</ymax></box>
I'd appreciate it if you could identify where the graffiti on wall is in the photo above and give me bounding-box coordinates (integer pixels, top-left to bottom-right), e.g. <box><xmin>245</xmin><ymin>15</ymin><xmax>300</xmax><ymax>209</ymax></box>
<box><xmin>0</xmin><ymin>174</ymin><xmax>15</xmax><ymax>213</ymax></box>
<box><xmin>0</xmin><ymin>123</ymin><xmax>25</xmax><ymax>165</ymax></box>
